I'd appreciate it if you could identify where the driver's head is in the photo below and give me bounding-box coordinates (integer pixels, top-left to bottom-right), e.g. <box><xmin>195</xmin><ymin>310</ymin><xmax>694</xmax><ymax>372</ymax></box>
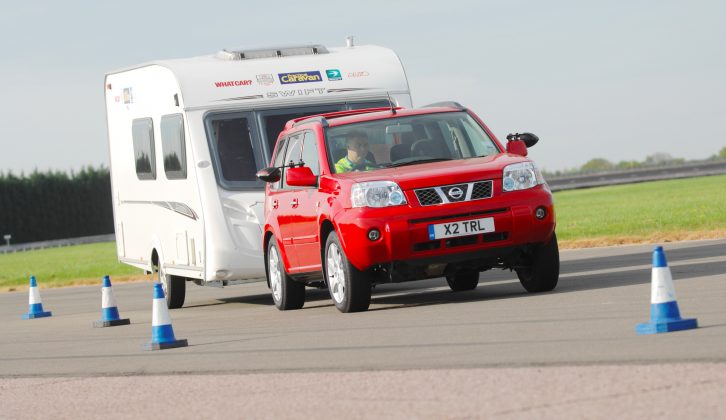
<box><xmin>345</xmin><ymin>130</ymin><xmax>369</xmax><ymax>164</ymax></box>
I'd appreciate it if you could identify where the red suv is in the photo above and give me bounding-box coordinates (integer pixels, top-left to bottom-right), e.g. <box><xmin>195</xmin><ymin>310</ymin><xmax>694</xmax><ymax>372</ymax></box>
<box><xmin>257</xmin><ymin>102</ymin><xmax>558</xmax><ymax>313</ymax></box>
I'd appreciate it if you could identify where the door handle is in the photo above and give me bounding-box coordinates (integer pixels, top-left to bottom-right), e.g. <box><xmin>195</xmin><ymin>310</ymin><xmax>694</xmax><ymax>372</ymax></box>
<box><xmin>291</xmin><ymin>198</ymin><xmax>299</xmax><ymax>208</ymax></box>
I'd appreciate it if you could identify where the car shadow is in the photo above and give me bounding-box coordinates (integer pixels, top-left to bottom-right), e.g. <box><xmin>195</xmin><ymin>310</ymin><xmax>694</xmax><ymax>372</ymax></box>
<box><xmin>208</xmin><ymin>243</ymin><xmax>725</xmax><ymax>311</ymax></box>
<box><xmin>367</xmin><ymin>259</ymin><xmax>725</xmax><ymax>311</ymax></box>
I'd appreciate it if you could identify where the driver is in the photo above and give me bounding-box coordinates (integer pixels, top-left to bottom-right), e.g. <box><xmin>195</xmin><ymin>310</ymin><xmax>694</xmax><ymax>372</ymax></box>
<box><xmin>334</xmin><ymin>130</ymin><xmax>376</xmax><ymax>173</ymax></box>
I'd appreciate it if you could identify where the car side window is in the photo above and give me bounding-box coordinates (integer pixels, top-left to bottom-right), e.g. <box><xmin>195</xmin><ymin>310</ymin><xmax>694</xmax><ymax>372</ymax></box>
<box><xmin>282</xmin><ymin>133</ymin><xmax>303</xmax><ymax>189</ymax></box>
<box><xmin>269</xmin><ymin>137</ymin><xmax>288</xmax><ymax>191</ymax></box>
<box><xmin>301</xmin><ymin>131</ymin><xmax>320</xmax><ymax>176</ymax></box>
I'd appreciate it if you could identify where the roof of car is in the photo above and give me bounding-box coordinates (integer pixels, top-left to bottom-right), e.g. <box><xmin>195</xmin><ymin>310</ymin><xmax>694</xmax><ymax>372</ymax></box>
<box><xmin>286</xmin><ymin>105</ymin><xmax>466</xmax><ymax>130</ymax></box>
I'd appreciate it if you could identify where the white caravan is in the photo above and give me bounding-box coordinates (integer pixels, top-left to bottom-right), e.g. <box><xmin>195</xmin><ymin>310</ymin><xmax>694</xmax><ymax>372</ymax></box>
<box><xmin>104</xmin><ymin>41</ymin><xmax>412</xmax><ymax>308</ymax></box>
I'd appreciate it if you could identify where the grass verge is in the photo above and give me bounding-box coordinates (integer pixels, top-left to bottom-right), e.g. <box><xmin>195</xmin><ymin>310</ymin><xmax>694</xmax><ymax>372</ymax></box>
<box><xmin>555</xmin><ymin>174</ymin><xmax>726</xmax><ymax>248</ymax></box>
<box><xmin>0</xmin><ymin>242</ymin><xmax>148</xmax><ymax>292</ymax></box>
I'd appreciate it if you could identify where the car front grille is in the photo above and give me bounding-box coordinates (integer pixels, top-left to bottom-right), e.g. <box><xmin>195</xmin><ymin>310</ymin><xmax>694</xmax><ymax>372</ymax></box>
<box><xmin>414</xmin><ymin>180</ymin><xmax>493</xmax><ymax>206</ymax></box>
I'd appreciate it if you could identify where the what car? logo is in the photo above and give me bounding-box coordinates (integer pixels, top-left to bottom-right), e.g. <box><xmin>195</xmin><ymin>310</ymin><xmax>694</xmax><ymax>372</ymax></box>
<box><xmin>214</xmin><ymin>80</ymin><xmax>252</xmax><ymax>87</ymax></box>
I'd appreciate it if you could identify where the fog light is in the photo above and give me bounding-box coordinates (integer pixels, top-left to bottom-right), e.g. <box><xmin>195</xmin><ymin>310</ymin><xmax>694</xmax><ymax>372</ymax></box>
<box><xmin>535</xmin><ymin>207</ymin><xmax>547</xmax><ymax>220</ymax></box>
<box><xmin>368</xmin><ymin>228</ymin><xmax>381</xmax><ymax>241</ymax></box>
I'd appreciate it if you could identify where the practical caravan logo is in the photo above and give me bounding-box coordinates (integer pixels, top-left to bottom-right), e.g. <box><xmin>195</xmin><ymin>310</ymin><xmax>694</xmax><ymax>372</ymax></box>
<box><xmin>214</xmin><ymin>80</ymin><xmax>253</xmax><ymax>87</ymax></box>
<box><xmin>326</xmin><ymin>69</ymin><xmax>342</xmax><ymax>81</ymax></box>
<box><xmin>278</xmin><ymin>71</ymin><xmax>322</xmax><ymax>84</ymax></box>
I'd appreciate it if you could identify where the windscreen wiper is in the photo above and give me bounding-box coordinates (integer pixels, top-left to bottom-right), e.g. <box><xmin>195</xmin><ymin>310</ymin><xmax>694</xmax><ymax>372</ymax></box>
<box><xmin>385</xmin><ymin>158</ymin><xmax>453</xmax><ymax>168</ymax></box>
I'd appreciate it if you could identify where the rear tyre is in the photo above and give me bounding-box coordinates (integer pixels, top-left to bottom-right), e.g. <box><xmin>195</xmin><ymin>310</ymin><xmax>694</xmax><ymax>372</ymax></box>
<box><xmin>154</xmin><ymin>260</ymin><xmax>186</xmax><ymax>309</ymax></box>
<box><xmin>267</xmin><ymin>239</ymin><xmax>305</xmax><ymax>310</ymax></box>
<box><xmin>516</xmin><ymin>232</ymin><xmax>560</xmax><ymax>293</ymax></box>
<box><xmin>325</xmin><ymin>232</ymin><xmax>371</xmax><ymax>313</ymax></box>
<box><xmin>445</xmin><ymin>270</ymin><xmax>480</xmax><ymax>291</ymax></box>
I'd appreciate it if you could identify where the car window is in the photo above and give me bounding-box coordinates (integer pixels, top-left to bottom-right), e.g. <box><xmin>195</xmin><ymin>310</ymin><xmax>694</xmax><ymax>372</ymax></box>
<box><xmin>282</xmin><ymin>134</ymin><xmax>303</xmax><ymax>189</ymax></box>
<box><xmin>301</xmin><ymin>131</ymin><xmax>320</xmax><ymax>176</ymax></box>
<box><xmin>269</xmin><ymin>137</ymin><xmax>288</xmax><ymax>191</ymax></box>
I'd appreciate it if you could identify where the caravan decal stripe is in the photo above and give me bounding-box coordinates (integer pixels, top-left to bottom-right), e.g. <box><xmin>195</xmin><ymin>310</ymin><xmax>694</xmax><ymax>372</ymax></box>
<box><xmin>121</xmin><ymin>201</ymin><xmax>198</xmax><ymax>220</ymax></box>
<box><xmin>326</xmin><ymin>88</ymin><xmax>373</xmax><ymax>93</ymax></box>
<box><xmin>216</xmin><ymin>95</ymin><xmax>265</xmax><ymax>102</ymax></box>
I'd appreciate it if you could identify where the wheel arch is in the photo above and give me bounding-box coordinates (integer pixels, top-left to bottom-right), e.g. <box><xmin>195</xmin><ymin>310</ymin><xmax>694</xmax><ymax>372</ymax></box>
<box><xmin>319</xmin><ymin>219</ymin><xmax>336</xmax><ymax>284</ymax></box>
<box><xmin>263</xmin><ymin>230</ymin><xmax>275</xmax><ymax>288</ymax></box>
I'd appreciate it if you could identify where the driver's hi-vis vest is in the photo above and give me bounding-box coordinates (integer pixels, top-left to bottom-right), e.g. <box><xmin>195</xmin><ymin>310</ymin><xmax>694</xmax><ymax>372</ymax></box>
<box><xmin>335</xmin><ymin>157</ymin><xmax>375</xmax><ymax>173</ymax></box>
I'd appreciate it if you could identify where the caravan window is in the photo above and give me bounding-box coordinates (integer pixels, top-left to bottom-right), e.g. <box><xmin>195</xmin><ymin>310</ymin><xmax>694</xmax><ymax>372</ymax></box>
<box><xmin>161</xmin><ymin>114</ymin><xmax>187</xmax><ymax>180</ymax></box>
<box><xmin>257</xmin><ymin>105</ymin><xmax>339</xmax><ymax>160</ymax></box>
<box><xmin>132</xmin><ymin>118</ymin><xmax>156</xmax><ymax>180</ymax></box>
<box><xmin>205</xmin><ymin>113</ymin><xmax>264</xmax><ymax>189</ymax></box>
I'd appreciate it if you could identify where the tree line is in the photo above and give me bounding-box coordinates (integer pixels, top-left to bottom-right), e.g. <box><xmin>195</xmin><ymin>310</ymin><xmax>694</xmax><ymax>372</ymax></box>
<box><xmin>0</xmin><ymin>167</ymin><xmax>113</xmax><ymax>244</ymax></box>
<box><xmin>543</xmin><ymin>147</ymin><xmax>726</xmax><ymax>178</ymax></box>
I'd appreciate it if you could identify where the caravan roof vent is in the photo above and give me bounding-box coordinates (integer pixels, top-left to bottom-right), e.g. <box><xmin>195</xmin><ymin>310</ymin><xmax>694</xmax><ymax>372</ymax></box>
<box><xmin>216</xmin><ymin>45</ymin><xmax>329</xmax><ymax>61</ymax></box>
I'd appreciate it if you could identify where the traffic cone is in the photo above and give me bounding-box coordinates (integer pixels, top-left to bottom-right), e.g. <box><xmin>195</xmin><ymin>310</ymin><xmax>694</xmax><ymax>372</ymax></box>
<box><xmin>143</xmin><ymin>283</ymin><xmax>188</xmax><ymax>350</ymax></box>
<box><xmin>636</xmin><ymin>246</ymin><xmax>698</xmax><ymax>334</ymax></box>
<box><xmin>93</xmin><ymin>275</ymin><xmax>130</xmax><ymax>328</ymax></box>
<box><xmin>22</xmin><ymin>276</ymin><xmax>52</xmax><ymax>319</ymax></box>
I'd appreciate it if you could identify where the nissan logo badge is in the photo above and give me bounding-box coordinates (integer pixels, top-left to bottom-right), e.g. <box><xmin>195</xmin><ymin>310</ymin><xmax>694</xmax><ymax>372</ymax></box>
<box><xmin>448</xmin><ymin>187</ymin><xmax>464</xmax><ymax>200</ymax></box>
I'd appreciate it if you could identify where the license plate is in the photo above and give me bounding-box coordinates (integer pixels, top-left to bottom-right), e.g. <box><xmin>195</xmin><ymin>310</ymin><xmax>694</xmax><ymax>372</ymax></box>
<box><xmin>428</xmin><ymin>217</ymin><xmax>495</xmax><ymax>240</ymax></box>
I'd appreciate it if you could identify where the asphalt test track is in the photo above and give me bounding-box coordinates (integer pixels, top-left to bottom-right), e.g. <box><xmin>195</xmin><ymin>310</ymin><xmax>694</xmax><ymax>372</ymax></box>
<box><xmin>1</xmin><ymin>239</ymin><xmax>725</xmax><ymax>377</ymax></box>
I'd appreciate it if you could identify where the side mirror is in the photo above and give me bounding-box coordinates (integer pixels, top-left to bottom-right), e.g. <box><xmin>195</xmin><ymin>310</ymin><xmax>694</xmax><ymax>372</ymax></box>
<box><xmin>256</xmin><ymin>167</ymin><xmax>281</xmax><ymax>183</ymax></box>
<box><xmin>506</xmin><ymin>140</ymin><xmax>528</xmax><ymax>157</ymax></box>
<box><xmin>285</xmin><ymin>166</ymin><xmax>318</xmax><ymax>187</ymax></box>
<box><xmin>506</xmin><ymin>132</ymin><xmax>539</xmax><ymax>148</ymax></box>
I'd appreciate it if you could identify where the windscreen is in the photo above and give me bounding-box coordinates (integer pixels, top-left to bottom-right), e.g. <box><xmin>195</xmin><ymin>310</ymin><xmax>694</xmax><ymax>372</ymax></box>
<box><xmin>325</xmin><ymin>111</ymin><xmax>500</xmax><ymax>174</ymax></box>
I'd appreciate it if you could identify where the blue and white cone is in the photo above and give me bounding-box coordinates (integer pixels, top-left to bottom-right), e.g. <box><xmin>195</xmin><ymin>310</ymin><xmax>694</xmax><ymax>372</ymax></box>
<box><xmin>636</xmin><ymin>246</ymin><xmax>698</xmax><ymax>334</ymax></box>
<box><xmin>22</xmin><ymin>276</ymin><xmax>52</xmax><ymax>319</ymax></box>
<box><xmin>93</xmin><ymin>275</ymin><xmax>130</xmax><ymax>328</ymax></box>
<box><xmin>144</xmin><ymin>283</ymin><xmax>188</xmax><ymax>350</ymax></box>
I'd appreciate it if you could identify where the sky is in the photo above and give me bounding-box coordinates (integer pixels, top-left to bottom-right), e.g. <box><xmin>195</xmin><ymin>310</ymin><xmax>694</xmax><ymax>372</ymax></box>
<box><xmin>1</xmin><ymin>0</ymin><xmax>724</xmax><ymax>174</ymax></box>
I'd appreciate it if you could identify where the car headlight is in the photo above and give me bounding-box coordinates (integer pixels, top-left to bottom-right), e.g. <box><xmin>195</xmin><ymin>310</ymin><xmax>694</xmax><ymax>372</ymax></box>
<box><xmin>351</xmin><ymin>181</ymin><xmax>407</xmax><ymax>208</ymax></box>
<box><xmin>502</xmin><ymin>162</ymin><xmax>545</xmax><ymax>192</ymax></box>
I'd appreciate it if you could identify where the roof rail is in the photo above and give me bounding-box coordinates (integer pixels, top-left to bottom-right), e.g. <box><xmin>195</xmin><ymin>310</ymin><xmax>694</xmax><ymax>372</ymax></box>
<box><xmin>216</xmin><ymin>44</ymin><xmax>329</xmax><ymax>61</ymax></box>
<box><xmin>422</xmin><ymin>101</ymin><xmax>466</xmax><ymax>110</ymax></box>
<box><xmin>291</xmin><ymin>115</ymin><xmax>329</xmax><ymax>128</ymax></box>
<box><xmin>318</xmin><ymin>107</ymin><xmax>400</xmax><ymax>120</ymax></box>
<box><xmin>287</xmin><ymin>107</ymin><xmax>402</xmax><ymax>130</ymax></box>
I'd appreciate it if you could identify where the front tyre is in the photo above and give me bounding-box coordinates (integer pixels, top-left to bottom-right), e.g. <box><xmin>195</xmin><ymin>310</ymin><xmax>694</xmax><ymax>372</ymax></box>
<box><xmin>154</xmin><ymin>260</ymin><xmax>185</xmax><ymax>309</ymax></box>
<box><xmin>516</xmin><ymin>232</ymin><xmax>560</xmax><ymax>293</ymax></box>
<box><xmin>267</xmin><ymin>239</ymin><xmax>305</xmax><ymax>310</ymax></box>
<box><xmin>325</xmin><ymin>232</ymin><xmax>371</xmax><ymax>313</ymax></box>
<box><xmin>445</xmin><ymin>270</ymin><xmax>480</xmax><ymax>291</ymax></box>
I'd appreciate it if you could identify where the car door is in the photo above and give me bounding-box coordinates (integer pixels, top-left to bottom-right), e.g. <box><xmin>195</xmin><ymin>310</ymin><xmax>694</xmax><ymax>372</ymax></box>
<box><xmin>292</xmin><ymin>130</ymin><xmax>323</xmax><ymax>272</ymax></box>
<box><xmin>273</xmin><ymin>133</ymin><xmax>304</xmax><ymax>269</ymax></box>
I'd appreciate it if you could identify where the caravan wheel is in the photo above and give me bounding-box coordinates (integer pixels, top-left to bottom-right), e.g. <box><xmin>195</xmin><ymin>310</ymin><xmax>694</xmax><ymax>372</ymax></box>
<box><xmin>153</xmin><ymin>260</ymin><xmax>186</xmax><ymax>309</ymax></box>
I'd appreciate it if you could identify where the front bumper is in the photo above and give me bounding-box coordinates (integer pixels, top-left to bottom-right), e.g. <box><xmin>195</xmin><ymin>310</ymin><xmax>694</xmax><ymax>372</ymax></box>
<box><xmin>333</xmin><ymin>184</ymin><xmax>555</xmax><ymax>280</ymax></box>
